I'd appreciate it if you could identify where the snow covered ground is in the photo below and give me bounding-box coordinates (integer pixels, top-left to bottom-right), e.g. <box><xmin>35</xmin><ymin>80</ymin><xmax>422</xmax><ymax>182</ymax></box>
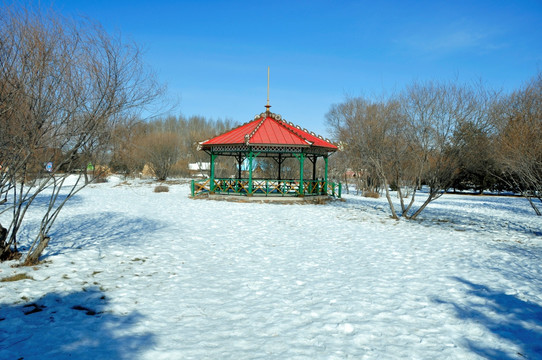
<box><xmin>1</xmin><ymin>177</ymin><xmax>541</xmax><ymax>359</ymax></box>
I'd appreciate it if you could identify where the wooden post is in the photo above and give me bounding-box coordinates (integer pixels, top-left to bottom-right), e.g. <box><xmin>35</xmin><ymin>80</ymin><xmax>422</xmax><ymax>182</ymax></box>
<box><xmin>237</xmin><ymin>153</ymin><xmax>242</xmax><ymax>180</ymax></box>
<box><xmin>312</xmin><ymin>155</ymin><xmax>317</xmax><ymax>180</ymax></box>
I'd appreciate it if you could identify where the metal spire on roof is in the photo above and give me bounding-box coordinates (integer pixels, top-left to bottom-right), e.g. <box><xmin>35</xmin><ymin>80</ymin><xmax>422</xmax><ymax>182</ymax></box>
<box><xmin>265</xmin><ymin>66</ymin><xmax>271</xmax><ymax>113</ymax></box>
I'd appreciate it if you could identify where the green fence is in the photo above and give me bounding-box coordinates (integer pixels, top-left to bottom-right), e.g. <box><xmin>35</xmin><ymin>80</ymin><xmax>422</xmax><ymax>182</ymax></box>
<box><xmin>191</xmin><ymin>178</ymin><xmax>341</xmax><ymax>198</ymax></box>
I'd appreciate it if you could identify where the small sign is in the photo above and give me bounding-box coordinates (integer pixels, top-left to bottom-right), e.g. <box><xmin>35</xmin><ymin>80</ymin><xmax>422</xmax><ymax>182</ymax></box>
<box><xmin>45</xmin><ymin>162</ymin><xmax>53</xmax><ymax>172</ymax></box>
<box><xmin>87</xmin><ymin>162</ymin><xmax>94</xmax><ymax>171</ymax></box>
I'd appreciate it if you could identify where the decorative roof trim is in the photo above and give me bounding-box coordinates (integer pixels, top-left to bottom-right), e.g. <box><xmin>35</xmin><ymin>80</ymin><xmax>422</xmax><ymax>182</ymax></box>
<box><xmin>273</xmin><ymin>115</ymin><xmax>314</xmax><ymax>146</ymax></box>
<box><xmin>245</xmin><ymin>116</ymin><xmax>267</xmax><ymax>145</ymax></box>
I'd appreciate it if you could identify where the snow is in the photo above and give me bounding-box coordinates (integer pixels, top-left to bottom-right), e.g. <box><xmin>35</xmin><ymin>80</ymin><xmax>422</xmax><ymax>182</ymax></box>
<box><xmin>1</xmin><ymin>178</ymin><xmax>541</xmax><ymax>359</ymax></box>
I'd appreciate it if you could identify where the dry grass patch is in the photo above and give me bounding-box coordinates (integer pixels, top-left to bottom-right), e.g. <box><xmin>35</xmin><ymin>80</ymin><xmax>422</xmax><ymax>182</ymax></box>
<box><xmin>364</xmin><ymin>191</ymin><xmax>380</xmax><ymax>198</ymax></box>
<box><xmin>154</xmin><ymin>185</ymin><xmax>169</xmax><ymax>193</ymax></box>
<box><xmin>1</xmin><ymin>273</ymin><xmax>34</xmax><ymax>282</ymax></box>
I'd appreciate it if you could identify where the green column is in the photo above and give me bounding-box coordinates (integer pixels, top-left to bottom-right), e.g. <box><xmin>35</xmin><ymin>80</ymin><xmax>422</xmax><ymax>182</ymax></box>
<box><xmin>248</xmin><ymin>151</ymin><xmax>253</xmax><ymax>196</ymax></box>
<box><xmin>324</xmin><ymin>155</ymin><xmax>329</xmax><ymax>195</ymax></box>
<box><xmin>298</xmin><ymin>153</ymin><xmax>305</xmax><ymax>196</ymax></box>
<box><xmin>210</xmin><ymin>153</ymin><xmax>216</xmax><ymax>193</ymax></box>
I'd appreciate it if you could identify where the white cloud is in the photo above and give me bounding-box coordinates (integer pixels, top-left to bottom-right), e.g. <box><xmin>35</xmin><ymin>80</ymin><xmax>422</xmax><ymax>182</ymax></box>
<box><xmin>398</xmin><ymin>19</ymin><xmax>507</xmax><ymax>56</ymax></box>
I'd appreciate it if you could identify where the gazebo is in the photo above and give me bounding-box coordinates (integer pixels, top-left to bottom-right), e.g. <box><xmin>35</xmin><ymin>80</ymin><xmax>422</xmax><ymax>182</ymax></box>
<box><xmin>190</xmin><ymin>105</ymin><xmax>341</xmax><ymax>199</ymax></box>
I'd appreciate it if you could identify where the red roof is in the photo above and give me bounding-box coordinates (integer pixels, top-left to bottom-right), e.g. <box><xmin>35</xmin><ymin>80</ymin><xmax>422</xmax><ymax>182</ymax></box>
<box><xmin>201</xmin><ymin>113</ymin><xmax>337</xmax><ymax>151</ymax></box>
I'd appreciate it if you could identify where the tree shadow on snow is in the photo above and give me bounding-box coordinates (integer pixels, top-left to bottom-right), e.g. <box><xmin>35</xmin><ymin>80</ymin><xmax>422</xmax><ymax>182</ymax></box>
<box><xmin>42</xmin><ymin>212</ymin><xmax>165</xmax><ymax>256</ymax></box>
<box><xmin>32</xmin><ymin>192</ymin><xmax>85</xmax><ymax>209</ymax></box>
<box><xmin>338</xmin><ymin>194</ymin><xmax>540</xmax><ymax>236</ymax></box>
<box><xmin>415</xmin><ymin>200</ymin><xmax>540</xmax><ymax>237</ymax></box>
<box><xmin>2</xmin><ymin>193</ymin><xmax>85</xmax><ymax>210</ymax></box>
<box><xmin>0</xmin><ymin>287</ymin><xmax>155</xmax><ymax>360</ymax></box>
<box><xmin>436</xmin><ymin>195</ymin><xmax>535</xmax><ymax>218</ymax></box>
<box><xmin>433</xmin><ymin>277</ymin><xmax>542</xmax><ymax>359</ymax></box>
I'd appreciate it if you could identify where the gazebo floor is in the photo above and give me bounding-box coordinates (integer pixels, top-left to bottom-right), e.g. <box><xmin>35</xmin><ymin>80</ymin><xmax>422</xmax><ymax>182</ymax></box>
<box><xmin>191</xmin><ymin>193</ymin><xmax>342</xmax><ymax>204</ymax></box>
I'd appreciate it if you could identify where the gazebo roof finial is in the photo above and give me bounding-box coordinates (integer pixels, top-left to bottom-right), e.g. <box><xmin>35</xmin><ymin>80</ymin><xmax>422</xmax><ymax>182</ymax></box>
<box><xmin>265</xmin><ymin>66</ymin><xmax>271</xmax><ymax>113</ymax></box>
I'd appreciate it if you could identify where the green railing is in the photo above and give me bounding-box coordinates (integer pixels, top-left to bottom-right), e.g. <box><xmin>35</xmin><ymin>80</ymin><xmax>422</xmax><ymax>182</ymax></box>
<box><xmin>191</xmin><ymin>178</ymin><xmax>342</xmax><ymax>198</ymax></box>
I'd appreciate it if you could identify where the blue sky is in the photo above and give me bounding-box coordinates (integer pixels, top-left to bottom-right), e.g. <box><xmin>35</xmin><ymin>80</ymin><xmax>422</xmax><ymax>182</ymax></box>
<box><xmin>34</xmin><ymin>0</ymin><xmax>542</xmax><ymax>136</ymax></box>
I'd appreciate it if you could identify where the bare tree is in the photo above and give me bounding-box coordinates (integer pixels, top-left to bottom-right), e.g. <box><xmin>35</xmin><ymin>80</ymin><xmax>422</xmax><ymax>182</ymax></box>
<box><xmin>398</xmin><ymin>80</ymin><xmax>485</xmax><ymax>219</ymax></box>
<box><xmin>494</xmin><ymin>72</ymin><xmax>542</xmax><ymax>215</ymax></box>
<box><xmin>450</xmin><ymin>121</ymin><xmax>499</xmax><ymax>193</ymax></box>
<box><xmin>327</xmin><ymin>81</ymin><xmax>490</xmax><ymax>220</ymax></box>
<box><xmin>109</xmin><ymin>118</ymin><xmax>148</xmax><ymax>177</ymax></box>
<box><xmin>326</xmin><ymin>96</ymin><xmax>408</xmax><ymax>219</ymax></box>
<box><xmin>138</xmin><ymin>132</ymin><xmax>182</xmax><ymax>181</ymax></box>
<box><xmin>0</xmin><ymin>4</ymin><xmax>164</xmax><ymax>264</ymax></box>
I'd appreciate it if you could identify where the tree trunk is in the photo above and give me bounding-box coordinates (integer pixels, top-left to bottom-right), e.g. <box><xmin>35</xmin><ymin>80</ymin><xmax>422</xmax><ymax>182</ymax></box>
<box><xmin>0</xmin><ymin>223</ymin><xmax>8</xmax><ymax>260</ymax></box>
<box><xmin>24</xmin><ymin>234</ymin><xmax>50</xmax><ymax>266</ymax></box>
<box><xmin>0</xmin><ymin>223</ymin><xmax>21</xmax><ymax>261</ymax></box>
<box><xmin>397</xmin><ymin>185</ymin><xmax>405</xmax><ymax>212</ymax></box>
<box><xmin>383</xmin><ymin>181</ymin><xmax>399</xmax><ymax>220</ymax></box>
<box><xmin>526</xmin><ymin>196</ymin><xmax>542</xmax><ymax>216</ymax></box>
<box><xmin>409</xmin><ymin>192</ymin><xmax>439</xmax><ymax>220</ymax></box>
